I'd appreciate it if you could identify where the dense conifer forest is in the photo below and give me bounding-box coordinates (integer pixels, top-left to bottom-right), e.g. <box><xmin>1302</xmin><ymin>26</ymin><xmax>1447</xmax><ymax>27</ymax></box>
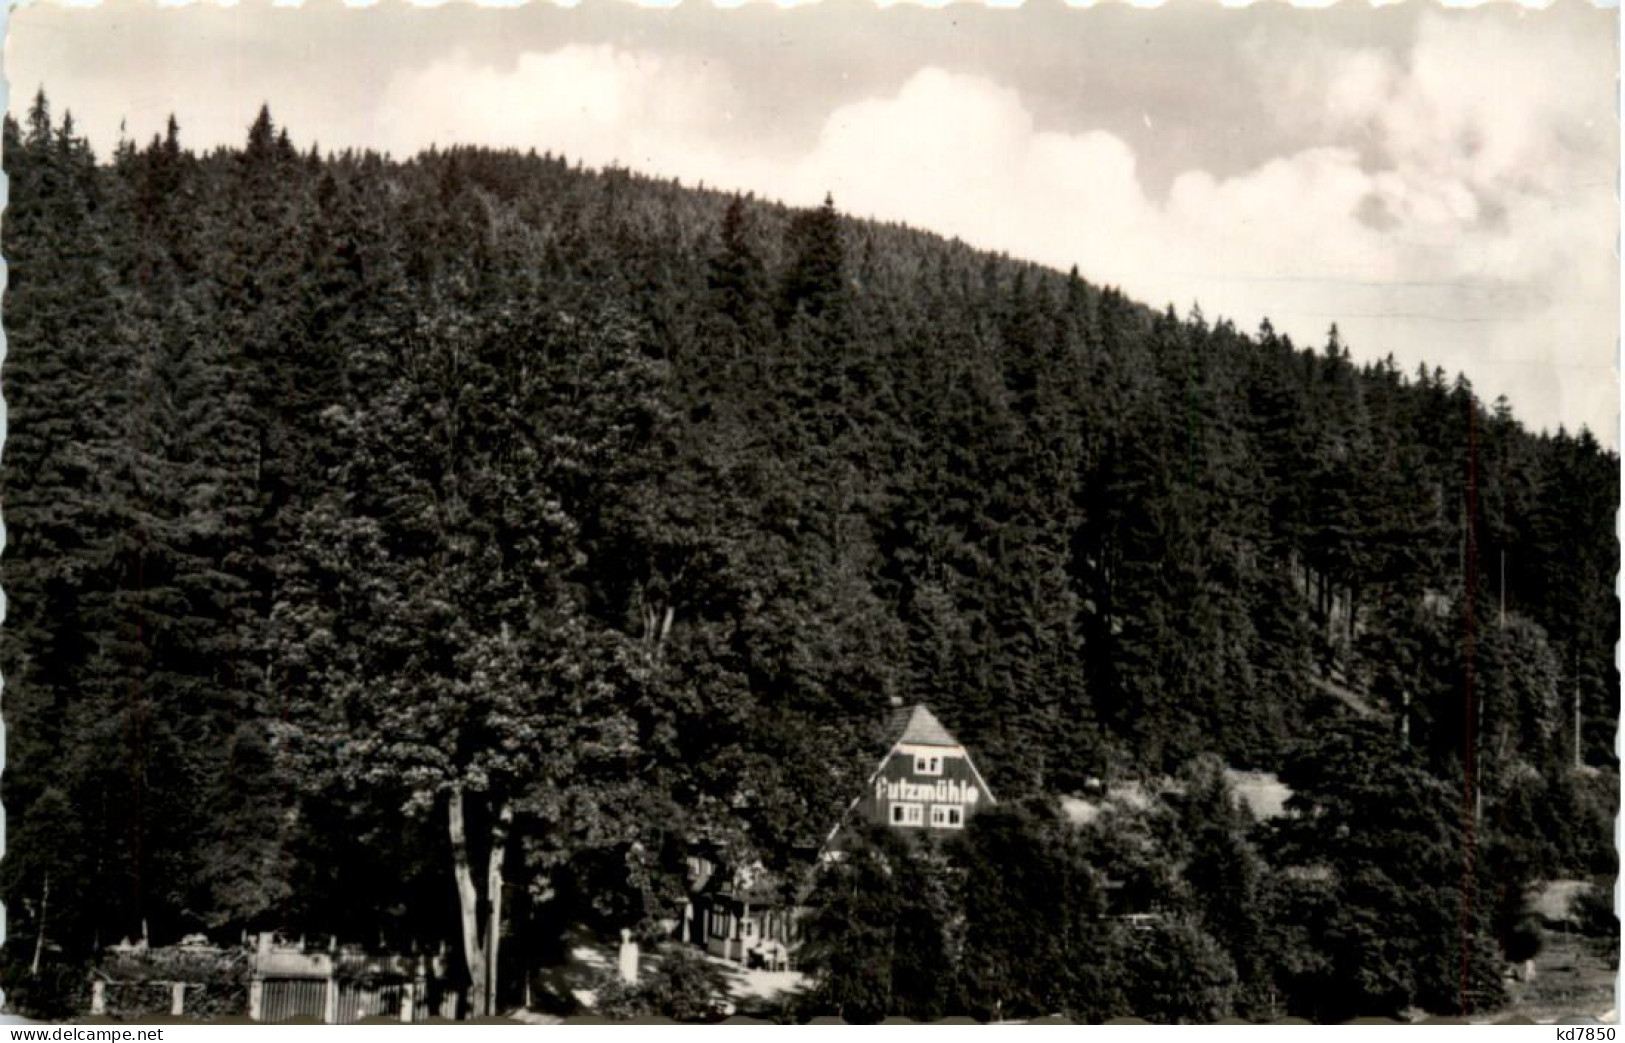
<box><xmin>1</xmin><ymin>95</ymin><xmax>1617</xmax><ymax>1021</ymax></box>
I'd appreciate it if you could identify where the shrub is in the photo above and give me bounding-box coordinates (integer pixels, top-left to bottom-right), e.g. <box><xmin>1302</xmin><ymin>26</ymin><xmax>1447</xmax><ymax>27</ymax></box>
<box><xmin>94</xmin><ymin>949</ymin><xmax>249</xmax><ymax>1019</ymax></box>
<box><xmin>1120</xmin><ymin>918</ymin><xmax>1238</xmax><ymax>1024</ymax></box>
<box><xmin>591</xmin><ymin>944</ymin><xmax>731</xmax><ymax>1022</ymax></box>
<box><xmin>1504</xmin><ymin>915</ymin><xmax>1544</xmax><ymax>965</ymax></box>
<box><xmin>1573</xmin><ymin>878</ymin><xmax>1618</xmax><ymax>938</ymax></box>
<box><xmin>1</xmin><ymin>957</ymin><xmax>89</xmax><ymax>1021</ymax></box>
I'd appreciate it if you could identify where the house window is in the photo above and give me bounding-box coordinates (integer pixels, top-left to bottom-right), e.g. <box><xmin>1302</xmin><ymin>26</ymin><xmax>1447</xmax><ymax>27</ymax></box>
<box><xmin>890</xmin><ymin>802</ymin><xmax>925</xmax><ymax>827</ymax></box>
<box><xmin>930</xmin><ymin>805</ymin><xmax>963</xmax><ymax>829</ymax></box>
<box><xmin>914</xmin><ymin>754</ymin><xmax>942</xmax><ymax>776</ymax></box>
<box><xmin>710</xmin><ymin>911</ymin><xmax>728</xmax><ymax>938</ymax></box>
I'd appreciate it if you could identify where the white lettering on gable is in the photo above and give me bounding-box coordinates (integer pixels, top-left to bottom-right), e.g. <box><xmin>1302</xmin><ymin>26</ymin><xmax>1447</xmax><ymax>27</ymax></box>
<box><xmin>874</xmin><ymin>775</ymin><xmax>980</xmax><ymax>806</ymax></box>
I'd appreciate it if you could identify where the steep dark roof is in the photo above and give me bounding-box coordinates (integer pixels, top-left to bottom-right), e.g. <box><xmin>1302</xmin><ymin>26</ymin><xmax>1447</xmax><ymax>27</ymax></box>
<box><xmin>888</xmin><ymin>704</ymin><xmax>959</xmax><ymax>748</ymax></box>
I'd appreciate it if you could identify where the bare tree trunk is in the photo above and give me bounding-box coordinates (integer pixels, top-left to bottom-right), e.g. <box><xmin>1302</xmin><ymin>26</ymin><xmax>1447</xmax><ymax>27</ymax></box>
<box><xmin>485</xmin><ymin>802</ymin><xmax>512</xmax><ymax>1017</ymax></box>
<box><xmin>1574</xmin><ymin>663</ymin><xmax>1583</xmax><ymax>769</ymax></box>
<box><xmin>1499</xmin><ymin>550</ymin><xmax>1506</xmax><ymax>629</ymax></box>
<box><xmin>31</xmin><ymin>874</ymin><xmax>50</xmax><ymax>976</ymax></box>
<box><xmin>448</xmin><ymin>786</ymin><xmax>488</xmax><ymax>1018</ymax></box>
<box><xmin>641</xmin><ymin>599</ymin><xmax>677</xmax><ymax>662</ymax></box>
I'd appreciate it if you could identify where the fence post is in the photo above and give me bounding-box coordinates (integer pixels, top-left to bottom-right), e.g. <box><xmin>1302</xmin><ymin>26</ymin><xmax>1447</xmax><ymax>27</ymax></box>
<box><xmin>169</xmin><ymin>982</ymin><xmax>186</xmax><ymax>1017</ymax></box>
<box><xmin>89</xmin><ymin>981</ymin><xmax>106</xmax><ymax>1016</ymax></box>
<box><xmin>323</xmin><ymin>963</ymin><xmax>340</xmax><ymax>1025</ymax></box>
<box><xmin>248</xmin><ymin>933</ymin><xmax>267</xmax><ymax>1021</ymax></box>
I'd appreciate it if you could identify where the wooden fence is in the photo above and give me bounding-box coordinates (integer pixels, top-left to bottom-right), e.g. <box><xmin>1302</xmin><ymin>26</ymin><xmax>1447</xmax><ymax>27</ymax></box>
<box><xmin>89</xmin><ymin>937</ymin><xmax>457</xmax><ymax>1022</ymax></box>
<box><xmin>247</xmin><ymin>936</ymin><xmax>454</xmax><ymax>1023</ymax></box>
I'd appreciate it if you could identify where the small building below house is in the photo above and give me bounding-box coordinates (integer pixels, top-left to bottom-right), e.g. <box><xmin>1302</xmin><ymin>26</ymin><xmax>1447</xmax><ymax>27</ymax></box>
<box><xmin>695</xmin><ymin>873</ymin><xmax>798</xmax><ymax>971</ymax></box>
<box><xmin>681</xmin><ymin>853</ymin><xmax>799</xmax><ymax>970</ymax></box>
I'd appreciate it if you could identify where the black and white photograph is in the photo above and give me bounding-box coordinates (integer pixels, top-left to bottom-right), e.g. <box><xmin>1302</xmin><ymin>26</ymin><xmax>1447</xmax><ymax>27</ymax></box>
<box><xmin>0</xmin><ymin>0</ymin><xmax>1618</xmax><ymax>1024</ymax></box>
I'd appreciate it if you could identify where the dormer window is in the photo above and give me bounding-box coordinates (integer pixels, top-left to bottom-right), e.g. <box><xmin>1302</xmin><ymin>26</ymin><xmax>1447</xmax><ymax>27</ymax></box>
<box><xmin>914</xmin><ymin>754</ymin><xmax>942</xmax><ymax>776</ymax></box>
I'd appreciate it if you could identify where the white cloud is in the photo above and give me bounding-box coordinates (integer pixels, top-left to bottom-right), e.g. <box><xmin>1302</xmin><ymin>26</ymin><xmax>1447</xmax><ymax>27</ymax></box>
<box><xmin>366</xmin><ymin>17</ymin><xmax>1618</xmax><ymax>442</ymax></box>
<box><xmin>374</xmin><ymin>44</ymin><xmax>750</xmax><ymax>178</ymax></box>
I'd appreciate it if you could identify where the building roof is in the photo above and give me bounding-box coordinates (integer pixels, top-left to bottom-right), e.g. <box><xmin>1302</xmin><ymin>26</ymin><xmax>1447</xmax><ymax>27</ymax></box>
<box><xmin>888</xmin><ymin>704</ymin><xmax>959</xmax><ymax>748</ymax></box>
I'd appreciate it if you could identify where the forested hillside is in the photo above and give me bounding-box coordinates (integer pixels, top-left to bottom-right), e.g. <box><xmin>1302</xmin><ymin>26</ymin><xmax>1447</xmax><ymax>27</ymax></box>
<box><xmin>2</xmin><ymin>95</ymin><xmax>1616</xmax><ymax>1021</ymax></box>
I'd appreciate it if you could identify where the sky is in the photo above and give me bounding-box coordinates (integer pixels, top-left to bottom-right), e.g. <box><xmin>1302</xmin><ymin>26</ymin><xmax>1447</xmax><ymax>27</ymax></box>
<box><xmin>6</xmin><ymin>0</ymin><xmax>1619</xmax><ymax>446</ymax></box>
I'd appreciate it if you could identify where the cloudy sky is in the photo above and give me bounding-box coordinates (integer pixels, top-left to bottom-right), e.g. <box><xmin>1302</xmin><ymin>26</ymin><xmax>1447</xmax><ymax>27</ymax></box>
<box><xmin>7</xmin><ymin>0</ymin><xmax>1618</xmax><ymax>445</ymax></box>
